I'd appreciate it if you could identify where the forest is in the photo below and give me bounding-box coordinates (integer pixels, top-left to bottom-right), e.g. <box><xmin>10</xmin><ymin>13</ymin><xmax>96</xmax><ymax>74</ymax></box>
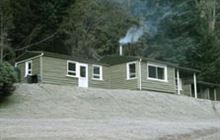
<box><xmin>0</xmin><ymin>0</ymin><xmax>220</xmax><ymax>83</ymax></box>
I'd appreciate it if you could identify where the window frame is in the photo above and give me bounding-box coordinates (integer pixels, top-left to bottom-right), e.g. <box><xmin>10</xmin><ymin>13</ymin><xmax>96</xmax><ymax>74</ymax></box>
<box><xmin>126</xmin><ymin>62</ymin><xmax>137</xmax><ymax>80</ymax></box>
<box><xmin>66</xmin><ymin>60</ymin><xmax>78</xmax><ymax>78</ymax></box>
<box><xmin>147</xmin><ymin>63</ymin><xmax>168</xmax><ymax>82</ymax></box>
<box><xmin>25</xmin><ymin>60</ymin><xmax>32</xmax><ymax>77</ymax></box>
<box><xmin>92</xmin><ymin>65</ymin><xmax>103</xmax><ymax>80</ymax></box>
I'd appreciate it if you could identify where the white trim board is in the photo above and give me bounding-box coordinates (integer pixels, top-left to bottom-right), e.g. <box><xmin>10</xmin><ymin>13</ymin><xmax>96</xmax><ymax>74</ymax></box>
<box><xmin>126</xmin><ymin>61</ymin><xmax>138</xmax><ymax>80</ymax></box>
<box><xmin>92</xmin><ymin>64</ymin><xmax>103</xmax><ymax>81</ymax></box>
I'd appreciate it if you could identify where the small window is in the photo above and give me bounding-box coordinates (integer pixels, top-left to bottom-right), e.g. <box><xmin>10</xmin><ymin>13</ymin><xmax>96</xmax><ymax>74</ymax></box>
<box><xmin>67</xmin><ymin>61</ymin><xmax>77</xmax><ymax>77</ymax></box>
<box><xmin>92</xmin><ymin>65</ymin><xmax>103</xmax><ymax>80</ymax></box>
<box><xmin>25</xmin><ymin>61</ymin><xmax>32</xmax><ymax>77</ymax></box>
<box><xmin>127</xmin><ymin>62</ymin><xmax>137</xmax><ymax>80</ymax></box>
<box><xmin>147</xmin><ymin>64</ymin><xmax>167</xmax><ymax>81</ymax></box>
<box><xmin>80</xmin><ymin>66</ymin><xmax>86</xmax><ymax>78</ymax></box>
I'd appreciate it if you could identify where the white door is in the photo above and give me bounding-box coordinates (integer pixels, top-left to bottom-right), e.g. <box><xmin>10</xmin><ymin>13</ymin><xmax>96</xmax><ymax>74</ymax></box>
<box><xmin>78</xmin><ymin>63</ymin><xmax>88</xmax><ymax>88</ymax></box>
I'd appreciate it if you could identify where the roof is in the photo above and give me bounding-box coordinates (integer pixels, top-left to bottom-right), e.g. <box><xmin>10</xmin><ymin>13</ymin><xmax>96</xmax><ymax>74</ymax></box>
<box><xmin>186</xmin><ymin>80</ymin><xmax>220</xmax><ymax>88</ymax></box>
<box><xmin>99</xmin><ymin>55</ymin><xmax>139</xmax><ymax>65</ymax></box>
<box><xmin>16</xmin><ymin>51</ymin><xmax>42</xmax><ymax>61</ymax></box>
<box><xmin>16</xmin><ymin>51</ymin><xmax>106</xmax><ymax>65</ymax></box>
<box><xmin>16</xmin><ymin>51</ymin><xmax>200</xmax><ymax>73</ymax></box>
<box><xmin>99</xmin><ymin>55</ymin><xmax>200</xmax><ymax>73</ymax></box>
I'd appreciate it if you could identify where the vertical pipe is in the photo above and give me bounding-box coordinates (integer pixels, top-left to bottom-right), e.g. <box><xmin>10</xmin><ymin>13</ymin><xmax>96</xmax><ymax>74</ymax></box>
<box><xmin>214</xmin><ymin>88</ymin><xmax>217</xmax><ymax>101</ymax></box>
<box><xmin>193</xmin><ymin>73</ymin><xmax>198</xmax><ymax>99</ymax></box>
<box><xmin>40</xmin><ymin>53</ymin><xmax>44</xmax><ymax>82</ymax></box>
<box><xmin>207</xmin><ymin>88</ymin><xmax>210</xmax><ymax>100</ymax></box>
<box><xmin>139</xmin><ymin>59</ymin><xmax>142</xmax><ymax>90</ymax></box>
<box><xmin>119</xmin><ymin>45</ymin><xmax>123</xmax><ymax>56</ymax></box>
<box><xmin>176</xmin><ymin>69</ymin><xmax>181</xmax><ymax>95</ymax></box>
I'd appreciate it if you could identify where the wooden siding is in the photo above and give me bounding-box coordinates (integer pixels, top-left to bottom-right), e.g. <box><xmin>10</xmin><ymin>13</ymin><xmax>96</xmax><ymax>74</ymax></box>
<box><xmin>181</xmin><ymin>84</ymin><xmax>192</xmax><ymax>96</ymax></box>
<box><xmin>88</xmin><ymin>64</ymin><xmax>111</xmax><ymax>89</ymax></box>
<box><xmin>16</xmin><ymin>57</ymin><xmax>41</xmax><ymax>82</ymax></box>
<box><xmin>109</xmin><ymin>62</ymin><xmax>139</xmax><ymax>90</ymax></box>
<box><xmin>141</xmin><ymin>62</ymin><xmax>176</xmax><ymax>93</ymax></box>
<box><xmin>197</xmin><ymin>88</ymin><xmax>209</xmax><ymax>99</ymax></box>
<box><xmin>42</xmin><ymin>56</ymin><xmax>78</xmax><ymax>85</ymax></box>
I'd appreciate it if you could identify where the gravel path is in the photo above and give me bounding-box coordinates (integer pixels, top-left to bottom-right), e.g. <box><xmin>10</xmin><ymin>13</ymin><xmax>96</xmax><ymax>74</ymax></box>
<box><xmin>0</xmin><ymin>84</ymin><xmax>220</xmax><ymax>140</ymax></box>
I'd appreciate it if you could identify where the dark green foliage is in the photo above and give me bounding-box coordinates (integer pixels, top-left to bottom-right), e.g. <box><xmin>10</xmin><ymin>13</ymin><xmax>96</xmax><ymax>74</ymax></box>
<box><xmin>60</xmin><ymin>0</ymin><xmax>137</xmax><ymax>58</ymax></box>
<box><xmin>1</xmin><ymin>0</ymin><xmax>220</xmax><ymax>83</ymax></box>
<box><xmin>0</xmin><ymin>62</ymin><xmax>17</xmax><ymax>97</ymax></box>
<box><xmin>9</xmin><ymin>0</ymin><xmax>73</xmax><ymax>54</ymax></box>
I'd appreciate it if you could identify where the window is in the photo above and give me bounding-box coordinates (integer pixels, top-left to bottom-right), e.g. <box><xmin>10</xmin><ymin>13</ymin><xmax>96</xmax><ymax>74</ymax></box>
<box><xmin>147</xmin><ymin>64</ymin><xmax>167</xmax><ymax>81</ymax></box>
<box><xmin>92</xmin><ymin>65</ymin><xmax>103</xmax><ymax>80</ymax></box>
<box><xmin>25</xmin><ymin>61</ymin><xmax>32</xmax><ymax>77</ymax></box>
<box><xmin>127</xmin><ymin>62</ymin><xmax>137</xmax><ymax>80</ymax></box>
<box><xmin>67</xmin><ymin>61</ymin><xmax>77</xmax><ymax>77</ymax></box>
<box><xmin>80</xmin><ymin>66</ymin><xmax>86</xmax><ymax>78</ymax></box>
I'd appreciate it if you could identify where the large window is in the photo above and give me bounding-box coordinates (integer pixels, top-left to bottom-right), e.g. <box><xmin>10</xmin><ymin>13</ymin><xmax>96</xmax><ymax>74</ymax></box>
<box><xmin>92</xmin><ymin>65</ymin><xmax>103</xmax><ymax>80</ymax></box>
<box><xmin>67</xmin><ymin>61</ymin><xmax>77</xmax><ymax>77</ymax></box>
<box><xmin>25</xmin><ymin>61</ymin><xmax>32</xmax><ymax>77</ymax></box>
<box><xmin>127</xmin><ymin>62</ymin><xmax>137</xmax><ymax>80</ymax></box>
<box><xmin>147</xmin><ymin>64</ymin><xmax>167</xmax><ymax>82</ymax></box>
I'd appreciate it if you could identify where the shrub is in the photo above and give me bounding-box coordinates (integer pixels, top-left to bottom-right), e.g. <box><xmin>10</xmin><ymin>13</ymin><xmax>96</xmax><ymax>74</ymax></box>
<box><xmin>0</xmin><ymin>62</ymin><xmax>17</xmax><ymax>97</ymax></box>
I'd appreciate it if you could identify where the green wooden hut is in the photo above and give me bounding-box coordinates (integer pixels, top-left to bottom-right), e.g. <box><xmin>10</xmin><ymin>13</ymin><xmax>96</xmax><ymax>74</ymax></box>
<box><xmin>15</xmin><ymin>51</ymin><xmax>208</xmax><ymax>98</ymax></box>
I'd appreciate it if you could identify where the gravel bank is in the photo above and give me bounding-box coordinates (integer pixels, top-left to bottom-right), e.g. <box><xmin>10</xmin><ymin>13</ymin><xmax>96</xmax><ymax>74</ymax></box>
<box><xmin>0</xmin><ymin>84</ymin><xmax>220</xmax><ymax>140</ymax></box>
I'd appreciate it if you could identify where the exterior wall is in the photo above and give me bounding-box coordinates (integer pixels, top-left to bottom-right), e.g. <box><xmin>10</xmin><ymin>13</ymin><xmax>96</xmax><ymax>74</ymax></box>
<box><xmin>88</xmin><ymin>64</ymin><xmax>111</xmax><ymax>89</ymax></box>
<box><xmin>42</xmin><ymin>56</ymin><xmax>78</xmax><ymax>85</ymax></box>
<box><xmin>181</xmin><ymin>84</ymin><xmax>192</xmax><ymax>96</ymax></box>
<box><xmin>216</xmin><ymin>88</ymin><xmax>220</xmax><ymax>101</ymax></box>
<box><xmin>141</xmin><ymin>62</ymin><xmax>176</xmax><ymax>93</ymax></box>
<box><xmin>209</xmin><ymin>88</ymin><xmax>215</xmax><ymax>100</ymax></box>
<box><xmin>42</xmin><ymin>57</ymin><xmax>111</xmax><ymax>88</ymax></box>
<box><xmin>197</xmin><ymin>87</ymin><xmax>209</xmax><ymax>99</ymax></box>
<box><xmin>16</xmin><ymin>57</ymin><xmax>41</xmax><ymax>82</ymax></box>
<box><xmin>109</xmin><ymin>62</ymin><xmax>139</xmax><ymax>90</ymax></box>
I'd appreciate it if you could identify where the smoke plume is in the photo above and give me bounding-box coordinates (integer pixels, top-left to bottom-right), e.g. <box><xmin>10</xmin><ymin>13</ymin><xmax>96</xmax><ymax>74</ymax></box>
<box><xmin>119</xmin><ymin>26</ymin><xmax>144</xmax><ymax>45</ymax></box>
<box><xmin>117</xmin><ymin>0</ymin><xmax>173</xmax><ymax>45</ymax></box>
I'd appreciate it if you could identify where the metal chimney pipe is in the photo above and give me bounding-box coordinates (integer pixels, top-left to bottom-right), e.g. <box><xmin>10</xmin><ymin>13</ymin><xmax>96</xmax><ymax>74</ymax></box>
<box><xmin>119</xmin><ymin>45</ymin><xmax>123</xmax><ymax>56</ymax></box>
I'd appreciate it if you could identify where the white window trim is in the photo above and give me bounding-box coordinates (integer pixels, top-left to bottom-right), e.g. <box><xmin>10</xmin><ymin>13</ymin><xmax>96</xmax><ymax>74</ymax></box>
<box><xmin>147</xmin><ymin>63</ymin><xmax>168</xmax><ymax>82</ymax></box>
<box><xmin>66</xmin><ymin>60</ymin><xmax>79</xmax><ymax>78</ymax></box>
<box><xmin>92</xmin><ymin>65</ymin><xmax>103</xmax><ymax>81</ymax></box>
<box><xmin>127</xmin><ymin>62</ymin><xmax>137</xmax><ymax>80</ymax></box>
<box><xmin>25</xmin><ymin>61</ymin><xmax>32</xmax><ymax>77</ymax></box>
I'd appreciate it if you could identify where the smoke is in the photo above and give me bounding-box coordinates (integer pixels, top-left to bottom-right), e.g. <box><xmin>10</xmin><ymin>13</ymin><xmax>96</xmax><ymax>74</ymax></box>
<box><xmin>119</xmin><ymin>26</ymin><xmax>144</xmax><ymax>45</ymax></box>
<box><xmin>118</xmin><ymin>0</ymin><xmax>173</xmax><ymax>45</ymax></box>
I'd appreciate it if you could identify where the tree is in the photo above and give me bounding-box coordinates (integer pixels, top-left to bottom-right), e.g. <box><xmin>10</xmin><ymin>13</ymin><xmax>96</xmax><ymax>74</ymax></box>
<box><xmin>0</xmin><ymin>0</ymin><xmax>14</xmax><ymax>62</ymax></box>
<box><xmin>9</xmin><ymin>0</ymin><xmax>73</xmax><ymax>56</ymax></box>
<box><xmin>0</xmin><ymin>62</ymin><xmax>17</xmax><ymax>97</ymax></box>
<box><xmin>61</xmin><ymin>0</ymin><xmax>137</xmax><ymax>58</ymax></box>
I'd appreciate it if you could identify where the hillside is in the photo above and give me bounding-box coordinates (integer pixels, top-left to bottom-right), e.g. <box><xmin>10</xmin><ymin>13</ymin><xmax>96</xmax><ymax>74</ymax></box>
<box><xmin>0</xmin><ymin>84</ymin><xmax>220</xmax><ymax>139</ymax></box>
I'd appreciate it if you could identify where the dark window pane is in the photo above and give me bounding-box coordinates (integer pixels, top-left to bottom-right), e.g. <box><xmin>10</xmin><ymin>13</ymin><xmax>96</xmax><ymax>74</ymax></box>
<box><xmin>129</xmin><ymin>64</ymin><xmax>136</xmax><ymax>73</ymax></box>
<box><xmin>28</xmin><ymin>63</ymin><xmax>32</xmax><ymax>69</ymax></box>
<box><xmin>68</xmin><ymin>63</ymin><xmax>76</xmax><ymax>71</ymax></box>
<box><xmin>93</xmin><ymin>75</ymin><xmax>100</xmax><ymax>79</ymax></box>
<box><xmin>129</xmin><ymin>63</ymin><xmax>136</xmax><ymax>78</ymax></box>
<box><xmin>28</xmin><ymin>70</ymin><xmax>32</xmax><ymax>74</ymax></box>
<box><xmin>158</xmin><ymin>67</ymin><xmax>165</xmax><ymax>80</ymax></box>
<box><xmin>148</xmin><ymin>66</ymin><xmax>156</xmax><ymax>78</ymax></box>
<box><xmin>130</xmin><ymin>73</ymin><xmax>136</xmax><ymax>78</ymax></box>
<box><xmin>93</xmin><ymin>67</ymin><xmax>100</xmax><ymax>74</ymax></box>
<box><xmin>80</xmin><ymin>66</ymin><xmax>86</xmax><ymax>77</ymax></box>
<box><xmin>68</xmin><ymin>72</ymin><xmax>76</xmax><ymax>76</ymax></box>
